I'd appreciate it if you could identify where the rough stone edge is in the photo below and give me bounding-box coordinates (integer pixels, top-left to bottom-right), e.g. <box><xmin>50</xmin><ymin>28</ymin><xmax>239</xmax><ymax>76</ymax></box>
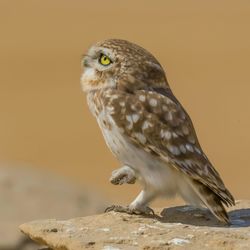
<box><xmin>19</xmin><ymin>220</ymin><xmax>67</xmax><ymax>250</ymax></box>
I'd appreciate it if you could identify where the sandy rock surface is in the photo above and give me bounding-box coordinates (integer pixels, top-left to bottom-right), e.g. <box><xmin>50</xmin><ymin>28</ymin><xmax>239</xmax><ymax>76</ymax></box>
<box><xmin>20</xmin><ymin>200</ymin><xmax>250</xmax><ymax>250</ymax></box>
<box><xmin>0</xmin><ymin>165</ymin><xmax>107</xmax><ymax>250</ymax></box>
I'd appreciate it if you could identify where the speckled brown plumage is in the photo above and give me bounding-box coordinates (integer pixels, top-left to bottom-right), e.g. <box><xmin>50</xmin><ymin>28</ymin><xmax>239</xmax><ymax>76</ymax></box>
<box><xmin>81</xmin><ymin>39</ymin><xmax>235</xmax><ymax>223</ymax></box>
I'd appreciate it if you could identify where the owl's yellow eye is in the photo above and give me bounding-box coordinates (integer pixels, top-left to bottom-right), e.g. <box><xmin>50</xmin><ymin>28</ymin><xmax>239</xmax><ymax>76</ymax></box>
<box><xmin>99</xmin><ymin>54</ymin><xmax>112</xmax><ymax>66</ymax></box>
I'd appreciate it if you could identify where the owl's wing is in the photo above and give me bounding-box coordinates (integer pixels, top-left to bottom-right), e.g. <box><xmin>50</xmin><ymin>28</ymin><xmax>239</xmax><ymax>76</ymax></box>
<box><xmin>105</xmin><ymin>88</ymin><xmax>234</xmax><ymax>207</ymax></box>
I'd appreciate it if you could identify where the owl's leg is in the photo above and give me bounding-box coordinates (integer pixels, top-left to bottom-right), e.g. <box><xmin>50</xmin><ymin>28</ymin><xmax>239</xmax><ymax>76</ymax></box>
<box><xmin>128</xmin><ymin>189</ymin><xmax>156</xmax><ymax>214</ymax></box>
<box><xmin>105</xmin><ymin>189</ymin><xmax>156</xmax><ymax>215</ymax></box>
<box><xmin>109</xmin><ymin>165</ymin><xmax>136</xmax><ymax>185</ymax></box>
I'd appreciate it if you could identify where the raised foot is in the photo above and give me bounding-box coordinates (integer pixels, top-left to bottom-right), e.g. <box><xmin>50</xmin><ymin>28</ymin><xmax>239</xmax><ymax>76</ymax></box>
<box><xmin>109</xmin><ymin>166</ymin><xmax>136</xmax><ymax>185</ymax></box>
<box><xmin>105</xmin><ymin>205</ymin><xmax>155</xmax><ymax>216</ymax></box>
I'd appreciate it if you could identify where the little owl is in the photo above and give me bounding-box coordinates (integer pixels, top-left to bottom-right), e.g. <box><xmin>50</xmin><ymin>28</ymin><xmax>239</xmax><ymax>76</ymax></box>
<box><xmin>81</xmin><ymin>39</ymin><xmax>234</xmax><ymax>223</ymax></box>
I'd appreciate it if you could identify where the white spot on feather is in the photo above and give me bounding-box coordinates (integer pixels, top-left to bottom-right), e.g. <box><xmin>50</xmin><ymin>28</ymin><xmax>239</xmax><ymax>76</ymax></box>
<box><xmin>162</xmin><ymin>105</ymin><xmax>168</xmax><ymax>111</ymax></box>
<box><xmin>126</xmin><ymin>115</ymin><xmax>133</xmax><ymax>130</ymax></box>
<box><xmin>185</xmin><ymin>159</ymin><xmax>193</xmax><ymax>167</ymax></box>
<box><xmin>195</xmin><ymin>147</ymin><xmax>201</xmax><ymax>154</ymax></box>
<box><xmin>107</xmin><ymin>106</ymin><xmax>114</xmax><ymax>114</ymax></box>
<box><xmin>172</xmin><ymin>132</ymin><xmax>178</xmax><ymax>138</ymax></box>
<box><xmin>126</xmin><ymin>115</ymin><xmax>133</xmax><ymax>123</ymax></box>
<box><xmin>188</xmin><ymin>135</ymin><xmax>196</xmax><ymax>144</ymax></box>
<box><xmin>149</xmin><ymin>98</ymin><xmax>158</xmax><ymax>107</ymax></box>
<box><xmin>132</xmin><ymin>113</ymin><xmax>140</xmax><ymax>123</ymax></box>
<box><xmin>204</xmin><ymin>164</ymin><xmax>209</xmax><ymax>175</ymax></box>
<box><xmin>134</xmin><ymin>132</ymin><xmax>146</xmax><ymax>144</ymax></box>
<box><xmin>167</xmin><ymin>144</ymin><xmax>180</xmax><ymax>155</ymax></box>
<box><xmin>139</xmin><ymin>95</ymin><xmax>146</xmax><ymax>102</ymax></box>
<box><xmin>131</xmin><ymin>104</ymin><xmax>136</xmax><ymax>110</ymax></box>
<box><xmin>110</xmin><ymin>95</ymin><xmax>119</xmax><ymax>101</ymax></box>
<box><xmin>180</xmin><ymin>145</ymin><xmax>186</xmax><ymax>154</ymax></box>
<box><xmin>166</xmin><ymin>98</ymin><xmax>173</xmax><ymax>105</ymax></box>
<box><xmin>165</xmin><ymin>112</ymin><xmax>173</xmax><ymax>121</ymax></box>
<box><xmin>160</xmin><ymin>130</ymin><xmax>171</xmax><ymax>140</ymax></box>
<box><xmin>186</xmin><ymin>144</ymin><xmax>194</xmax><ymax>152</ymax></box>
<box><xmin>142</xmin><ymin>120</ymin><xmax>153</xmax><ymax>130</ymax></box>
<box><xmin>182</xmin><ymin>125</ymin><xmax>189</xmax><ymax>135</ymax></box>
<box><xmin>119</xmin><ymin>101</ymin><xmax>125</xmax><ymax>107</ymax></box>
<box><xmin>127</xmin><ymin>124</ymin><xmax>133</xmax><ymax>130</ymax></box>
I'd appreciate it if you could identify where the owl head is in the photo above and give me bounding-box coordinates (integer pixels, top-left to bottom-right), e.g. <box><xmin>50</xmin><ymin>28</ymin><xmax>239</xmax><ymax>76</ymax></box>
<box><xmin>81</xmin><ymin>39</ymin><xmax>168</xmax><ymax>93</ymax></box>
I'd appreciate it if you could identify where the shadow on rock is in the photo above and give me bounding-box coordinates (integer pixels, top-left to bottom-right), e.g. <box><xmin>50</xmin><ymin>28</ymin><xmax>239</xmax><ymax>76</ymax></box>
<box><xmin>159</xmin><ymin>205</ymin><xmax>250</xmax><ymax>228</ymax></box>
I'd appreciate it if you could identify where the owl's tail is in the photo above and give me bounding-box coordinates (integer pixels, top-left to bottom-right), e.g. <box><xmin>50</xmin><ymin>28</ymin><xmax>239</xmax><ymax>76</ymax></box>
<box><xmin>191</xmin><ymin>181</ymin><xmax>230</xmax><ymax>224</ymax></box>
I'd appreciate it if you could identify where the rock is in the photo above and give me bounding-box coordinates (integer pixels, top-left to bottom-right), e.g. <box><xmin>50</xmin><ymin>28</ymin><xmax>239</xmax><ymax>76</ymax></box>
<box><xmin>0</xmin><ymin>165</ymin><xmax>107</xmax><ymax>250</ymax></box>
<box><xmin>20</xmin><ymin>200</ymin><xmax>250</xmax><ymax>250</ymax></box>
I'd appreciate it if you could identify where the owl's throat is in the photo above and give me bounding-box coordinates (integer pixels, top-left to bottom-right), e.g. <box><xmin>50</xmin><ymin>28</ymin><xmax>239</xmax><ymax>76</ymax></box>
<box><xmin>81</xmin><ymin>67</ymin><xmax>116</xmax><ymax>92</ymax></box>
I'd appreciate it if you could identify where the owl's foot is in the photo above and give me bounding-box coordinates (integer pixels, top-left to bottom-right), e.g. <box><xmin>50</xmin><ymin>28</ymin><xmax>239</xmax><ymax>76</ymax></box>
<box><xmin>109</xmin><ymin>166</ymin><xmax>136</xmax><ymax>185</ymax></box>
<box><xmin>105</xmin><ymin>205</ymin><xmax>155</xmax><ymax>216</ymax></box>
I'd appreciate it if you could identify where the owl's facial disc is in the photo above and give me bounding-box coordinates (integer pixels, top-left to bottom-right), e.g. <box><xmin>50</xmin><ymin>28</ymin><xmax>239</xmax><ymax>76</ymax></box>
<box><xmin>81</xmin><ymin>47</ymin><xmax>117</xmax><ymax>92</ymax></box>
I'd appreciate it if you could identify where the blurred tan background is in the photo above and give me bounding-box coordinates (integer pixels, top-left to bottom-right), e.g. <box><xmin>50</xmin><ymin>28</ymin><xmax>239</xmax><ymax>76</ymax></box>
<box><xmin>0</xmin><ymin>0</ymin><xmax>249</xmax><ymax>207</ymax></box>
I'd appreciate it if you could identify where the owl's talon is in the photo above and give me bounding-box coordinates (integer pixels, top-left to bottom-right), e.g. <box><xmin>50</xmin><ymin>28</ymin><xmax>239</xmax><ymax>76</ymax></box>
<box><xmin>144</xmin><ymin>206</ymin><xmax>155</xmax><ymax>216</ymax></box>
<box><xmin>110</xmin><ymin>175</ymin><xmax>136</xmax><ymax>185</ymax></box>
<box><xmin>110</xmin><ymin>166</ymin><xmax>136</xmax><ymax>185</ymax></box>
<box><xmin>105</xmin><ymin>205</ymin><xmax>155</xmax><ymax>216</ymax></box>
<box><xmin>105</xmin><ymin>205</ymin><xmax>130</xmax><ymax>213</ymax></box>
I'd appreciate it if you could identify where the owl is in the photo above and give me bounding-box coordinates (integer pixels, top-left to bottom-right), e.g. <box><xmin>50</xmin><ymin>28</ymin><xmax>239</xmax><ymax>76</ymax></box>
<box><xmin>81</xmin><ymin>39</ymin><xmax>235</xmax><ymax>223</ymax></box>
